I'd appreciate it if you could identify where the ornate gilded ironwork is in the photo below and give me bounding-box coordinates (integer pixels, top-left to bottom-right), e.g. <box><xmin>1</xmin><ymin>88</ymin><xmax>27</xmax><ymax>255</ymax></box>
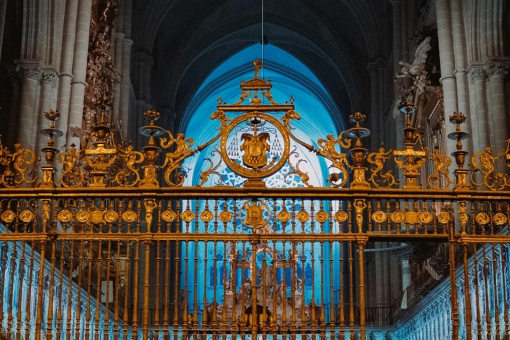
<box><xmin>1</xmin><ymin>59</ymin><xmax>510</xmax><ymax>340</ymax></box>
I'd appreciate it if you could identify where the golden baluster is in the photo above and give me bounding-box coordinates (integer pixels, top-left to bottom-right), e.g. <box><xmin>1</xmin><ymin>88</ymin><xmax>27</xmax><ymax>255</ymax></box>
<box><xmin>142</xmin><ymin>239</ymin><xmax>152</xmax><ymax>340</ymax></box>
<box><xmin>93</xmin><ymin>241</ymin><xmax>103</xmax><ymax>340</ymax></box>
<box><xmin>348</xmin><ymin>241</ymin><xmax>355</xmax><ymax>340</ymax></box>
<box><xmin>492</xmin><ymin>243</ymin><xmax>501</xmax><ymax>340</ymax></box>
<box><xmin>154</xmin><ymin>240</ymin><xmax>161</xmax><ymax>336</ymax></box>
<box><xmin>34</xmin><ymin>239</ymin><xmax>47</xmax><ymax>340</ymax></box>
<box><xmin>473</xmin><ymin>243</ymin><xmax>482</xmax><ymax>339</ymax></box>
<box><xmin>104</xmin><ymin>240</ymin><xmax>112</xmax><ymax>337</ymax></box>
<box><xmin>46</xmin><ymin>237</ymin><xmax>57</xmax><ymax>338</ymax></box>
<box><xmin>358</xmin><ymin>239</ymin><xmax>367</xmax><ymax>340</ymax></box>
<box><xmin>132</xmin><ymin>240</ymin><xmax>140</xmax><ymax>336</ymax></box>
<box><xmin>461</xmin><ymin>242</ymin><xmax>472</xmax><ymax>340</ymax></box>
<box><xmin>16</xmin><ymin>241</ymin><xmax>26</xmax><ymax>339</ymax></box>
<box><xmin>123</xmin><ymin>242</ymin><xmax>132</xmax><ymax>340</ymax></box>
<box><xmin>162</xmin><ymin>240</ymin><xmax>171</xmax><ymax>340</ymax></box>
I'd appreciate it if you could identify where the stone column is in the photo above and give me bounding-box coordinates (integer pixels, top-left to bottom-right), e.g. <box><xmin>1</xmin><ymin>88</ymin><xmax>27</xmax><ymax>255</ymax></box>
<box><xmin>67</xmin><ymin>0</ymin><xmax>92</xmax><ymax>148</ymax></box>
<box><xmin>5</xmin><ymin>66</ymin><xmax>21</xmax><ymax>145</ymax></box>
<box><xmin>0</xmin><ymin>0</ymin><xmax>6</xmax><ymax>62</ymax></box>
<box><xmin>391</xmin><ymin>0</ymin><xmax>402</xmax><ymax>73</ymax></box>
<box><xmin>486</xmin><ymin>61</ymin><xmax>508</xmax><ymax>150</ymax></box>
<box><xmin>367</xmin><ymin>60</ymin><xmax>380</xmax><ymax>150</ymax></box>
<box><xmin>450</xmin><ymin>0</ymin><xmax>474</xmax><ymax>153</ymax></box>
<box><xmin>468</xmin><ymin>66</ymin><xmax>489</xmax><ymax>148</ymax></box>
<box><xmin>435</xmin><ymin>0</ymin><xmax>459</xmax><ymax>161</ymax></box>
<box><xmin>35</xmin><ymin>69</ymin><xmax>58</xmax><ymax>151</ymax></box>
<box><xmin>18</xmin><ymin>63</ymin><xmax>42</xmax><ymax>148</ymax></box>
<box><xmin>400</xmin><ymin>0</ymin><xmax>409</xmax><ymax>62</ymax></box>
<box><xmin>377</xmin><ymin>62</ymin><xmax>387</xmax><ymax>145</ymax></box>
<box><xmin>57</xmin><ymin>0</ymin><xmax>79</xmax><ymax>150</ymax></box>
<box><xmin>120</xmin><ymin>0</ymin><xmax>133</xmax><ymax>141</ymax></box>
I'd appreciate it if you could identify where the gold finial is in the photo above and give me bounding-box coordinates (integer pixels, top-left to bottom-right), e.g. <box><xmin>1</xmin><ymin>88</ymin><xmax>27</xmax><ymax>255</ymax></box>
<box><xmin>254</xmin><ymin>59</ymin><xmax>263</xmax><ymax>78</ymax></box>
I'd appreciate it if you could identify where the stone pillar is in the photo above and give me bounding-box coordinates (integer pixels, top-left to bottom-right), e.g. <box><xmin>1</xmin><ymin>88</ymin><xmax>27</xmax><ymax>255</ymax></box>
<box><xmin>367</xmin><ymin>60</ymin><xmax>380</xmax><ymax>150</ymax></box>
<box><xmin>120</xmin><ymin>0</ymin><xmax>133</xmax><ymax>140</ymax></box>
<box><xmin>391</xmin><ymin>0</ymin><xmax>402</xmax><ymax>73</ymax></box>
<box><xmin>435</xmin><ymin>0</ymin><xmax>459</xmax><ymax>161</ymax></box>
<box><xmin>67</xmin><ymin>0</ymin><xmax>92</xmax><ymax>148</ymax></box>
<box><xmin>57</xmin><ymin>0</ymin><xmax>79</xmax><ymax>150</ymax></box>
<box><xmin>468</xmin><ymin>66</ymin><xmax>489</xmax><ymax>148</ymax></box>
<box><xmin>377</xmin><ymin>62</ymin><xmax>387</xmax><ymax>145</ymax></box>
<box><xmin>18</xmin><ymin>63</ymin><xmax>42</xmax><ymax>148</ymax></box>
<box><xmin>486</xmin><ymin>61</ymin><xmax>508</xmax><ymax>150</ymax></box>
<box><xmin>36</xmin><ymin>70</ymin><xmax>58</xmax><ymax>151</ymax></box>
<box><xmin>400</xmin><ymin>0</ymin><xmax>409</xmax><ymax>62</ymax></box>
<box><xmin>5</xmin><ymin>66</ymin><xmax>21</xmax><ymax>145</ymax></box>
<box><xmin>0</xmin><ymin>0</ymin><xmax>6</xmax><ymax>62</ymax></box>
<box><xmin>450</xmin><ymin>0</ymin><xmax>474</xmax><ymax>153</ymax></box>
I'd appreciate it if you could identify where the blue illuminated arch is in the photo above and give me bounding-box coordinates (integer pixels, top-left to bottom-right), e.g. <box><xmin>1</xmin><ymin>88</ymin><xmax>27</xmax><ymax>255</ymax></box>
<box><xmin>181</xmin><ymin>44</ymin><xmax>345</xmax><ymax>187</ymax></box>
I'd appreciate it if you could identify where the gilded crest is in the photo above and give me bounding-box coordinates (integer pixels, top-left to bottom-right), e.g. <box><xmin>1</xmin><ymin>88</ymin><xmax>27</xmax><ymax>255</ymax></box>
<box><xmin>240</xmin><ymin>132</ymin><xmax>270</xmax><ymax>169</ymax></box>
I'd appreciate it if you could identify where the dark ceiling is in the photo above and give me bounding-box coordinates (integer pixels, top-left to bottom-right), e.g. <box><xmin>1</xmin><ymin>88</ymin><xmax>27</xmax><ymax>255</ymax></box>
<box><xmin>132</xmin><ymin>0</ymin><xmax>392</xmax><ymax>128</ymax></box>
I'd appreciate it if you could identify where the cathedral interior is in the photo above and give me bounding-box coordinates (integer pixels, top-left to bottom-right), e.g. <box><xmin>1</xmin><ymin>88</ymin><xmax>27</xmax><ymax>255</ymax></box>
<box><xmin>0</xmin><ymin>0</ymin><xmax>509</xmax><ymax>339</ymax></box>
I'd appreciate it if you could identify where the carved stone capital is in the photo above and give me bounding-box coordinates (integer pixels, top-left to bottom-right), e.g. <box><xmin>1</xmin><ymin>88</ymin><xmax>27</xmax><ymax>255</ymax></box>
<box><xmin>19</xmin><ymin>65</ymin><xmax>42</xmax><ymax>82</ymax></box>
<box><xmin>41</xmin><ymin>69</ymin><xmax>59</xmax><ymax>88</ymax></box>
<box><xmin>468</xmin><ymin>66</ymin><xmax>485</xmax><ymax>83</ymax></box>
<box><xmin>485</xmin><ymin>61</ymin><xmax>509</xmax><ymax>79</ymax></box>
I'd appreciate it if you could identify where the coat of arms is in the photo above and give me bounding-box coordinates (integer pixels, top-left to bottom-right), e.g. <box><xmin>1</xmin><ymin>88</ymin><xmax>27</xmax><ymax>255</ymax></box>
<box><xmin>240</xmin><ymin>132</ymin><xmax>270</xmax><ymax>169</ymax></box>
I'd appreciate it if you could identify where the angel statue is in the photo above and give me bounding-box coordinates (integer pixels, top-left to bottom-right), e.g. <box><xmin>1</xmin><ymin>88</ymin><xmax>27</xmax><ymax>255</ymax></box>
<box><xmin>398</xmin><ymin>37</ymin><xmax>431</xmax><ymax>77</ymax></box>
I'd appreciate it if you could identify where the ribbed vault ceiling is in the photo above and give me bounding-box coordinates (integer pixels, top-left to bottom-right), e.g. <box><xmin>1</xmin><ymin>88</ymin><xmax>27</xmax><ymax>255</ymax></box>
<box><xmin>132</xmin><ymin>0</ymin><xmax>391</xmax><ymax>129</ymax></box>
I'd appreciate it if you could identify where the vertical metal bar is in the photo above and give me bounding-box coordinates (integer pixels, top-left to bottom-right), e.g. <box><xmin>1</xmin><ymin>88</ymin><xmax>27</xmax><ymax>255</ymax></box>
<box><xmin>56</xmin><ymin>239</ymin><xmax>65</xmax><ymax>339</ymax></box>
<box><xmin>25</xmin><ymin>242</ymin><xmax>36</xmax><ymax>339</ymax></box>
<box><xmin>142</xmin><ymin>240</ymin><xmax>151</xmax><ymax>340</ymax></box>
<box><xmin>172</xmin><ymin>239</ymin><xmax>180</xmax><ymax>339</ymax></box>
<box><xmin>473</xmin><ymin>243</ymin><xmax>482</xmax><ymax>339</ymax></box>
<box><xmin>104</xmin><ymin>240</ymin><xmax>112</xmax><ymax>338</ymax></box>
<box><xmin>75</xmin><ymin>240</ymin><xmax>84</xmax><ymax>339</ymax></box>
<box><xmin>114</xmin><ymin>241</ymin><xmax>121</xmax><ymax>338</ymax></box>
<box><xmin>122</xmin><ymin>242</ymin><xmax>132</xmax><ymax>340</ymax></box>
<box><xmin>193</xmin><ymin>239</ymin><xmax>199</xmax><ymax>330</ymax></box>
<box><xmin>329</xmin><ymin>240</ymin><xmax>335</xmax><ymax>328</ymax></box>
<box><xmin>501</xmin><ymin>244</ymin><xmax>509</xmax><ymax>339</ymax></box>
<box><xmin>358</xmin><ymin>240</ymin><xmax>366</xmax><ymax>340</ymax></box>
<box><xmin>492</xmin><ymin>243</ymin><xmax>501</xmax><ymax>340</ymax></box>
<box><xmin>94</xmin><ymin>241</ymin><xmax>103</xmax><ymax>340</ymax></box>
<box><xmin>339</xmin><ymin>241</ymin><xmax>345</xmax><ymax>338</ymax></box>
<box><xmin>483</xmin><ymin>244</ymin><xmax>492</xmax><ymax>338</ymax></box>
<box><xmin>250</xmin><ymin>240</ymin><xmax>257</xmax><ymax>338</ymax></box>
<box><xmin>221</xmin><ymin>241</ymin><xmax>228</xmax><ymax>335</ymax></box>
<box><xmin>311</xmin><ymin>241</ymin><xmax>316</xmax><ymax>328</ymax></box>
<box><xmin>132</xmin><ymin>240</ymin><xmax>140</xmax><ymax>337</ymax></box>
<box><xmin>47</xmin><ymin>239</ymin><xmax>57</xmax><ymax>338</ymax></box>
<box><xmin>6</xmin><ymin>241</ymin><xmax>15</xmax><ymax>339</ymax></box>
<box><xmin>462</xmin><ymin>242</ymin><xmax>472</xmax><ymax>339</ymax></box>
<box><xmin>349</xmin><ymin>241</ymin><xmax>355</xmax><ymax>340</ymax></box>
<box><xmin>448</xmin><ymin>217</ymin><xmax>459</xmax><ymax>339</ymax></box>
<box><xmin>0</xmin><ymin>241</ymin><xmax>6</xmax><ymax>334</ymax></box>
<box><xmin>154</xmin><ymin>240</ymin><xmax>161</xmax><ymax>336</ymax></box>
<box><xmin>34</xmin><ymin>239</ymin><xmax>47</xmax><ymax>340</ymax></box>
<box><xmin>163</xmin><ymin>240</ymin><xmax>170</xmax><ymax>340</ymax></box>
<box><xmin>17</xmin><ymin>240</ymin><xmax>27</xmax><ymax>339</ymax></box>
<box><xmin>202</xmin><ymin>240</ymin><xmax>208</xmax><ymax>335</ymax></box>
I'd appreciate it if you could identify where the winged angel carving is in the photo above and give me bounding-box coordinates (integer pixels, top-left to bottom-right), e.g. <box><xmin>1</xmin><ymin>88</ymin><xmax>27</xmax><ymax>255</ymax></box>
<box><xmin>396</xmin><ymin>37</ymin><xmax>431</xmax><ymax>103</ymax></box>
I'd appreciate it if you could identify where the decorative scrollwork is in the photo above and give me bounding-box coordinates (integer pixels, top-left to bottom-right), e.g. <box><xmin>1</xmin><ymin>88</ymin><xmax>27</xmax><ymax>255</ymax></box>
<box><xmin>0</xmin><ymin>142</ymin><xmax>38</xmax><ymax>188</ymax></box>
<box><xmin>427</xmin><ymin>147</ymin><xmax>452</xmax><ymax>189</ymax></box>
<box><xmin>58</xmin><ymin>144</ymin><xmax>86</xmax><ymax>187</ymax></box>
<box><xmin>113</xmin><ymin>145</ymin><xmax>144</xmax><ymax>186</ymax></box>
<box><xmin>284</xmin><ymin>147</ymin><xmax>311</xmax><ymax>187</ymax></box>
<box><xmin>316</xmin><ymin>131</ymin><xmax>351</xmax><ymax>188</ymax></box>
<box><xmin>197</xmin><ymin>155</ymin><xmax>222</xmax><ymax>187</ymax></box>
<box><xmin>160</xmin><ymin>131</ymin><xmax>196</xmax><ymax>186</ymax></box>
<box><xmin>367</xmin><ymin>146</ymin><xmax>396</xmax><ymax>188</ymax></box>
<box><xmin>469</xmin><ymin>146</ymin><xmax>506</xmax><ymax>190</ymax></box>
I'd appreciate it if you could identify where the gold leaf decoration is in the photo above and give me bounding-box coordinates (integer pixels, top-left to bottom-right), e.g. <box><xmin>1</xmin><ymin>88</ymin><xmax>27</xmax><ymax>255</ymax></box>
<box><xmin>334</xmin><ymin>210</ymin><xmax>348</xmax><ymax>223</ymax></box>
<box><xmin>1</xmin><ymin>210</ymin><xmax>16</xmax><ymax>223</ymax></box>
<box><xmin>418</xmin><ymin>211</ymin><xmax>433</xmax><ymax>224</ymax></box>
<box><xmin>200</xmin><ymin>210</ymin><xmax>214</xmax><ymax>223</ymax></box>
<box><xmin>162</xmin><ymin>210</ymin><xmax>177</xmax><ymax>222</ymax></box>
<box><xmin>493</xmin><ymin>212</ymin><xmax>507</xmax><ymax>226</ymax></box>
<box><xmin>475</xmin><ymin>212</ymin><xmax>490</xmax><ymax>225</ymax></box>
<box><xmin>372</xmin><ymin>211</ymin><xmax>387</xmax><ymax>224</ymax></box>
<box><xmin>315</xmin><ymin>210</ymin><xmax>329</xmax><ymax>223</ymax></box>
<box><xmin>297</xmin><ymin>211</ymin><xmax>310</xmax><ymax>223</ymax></box>
<box><xmin>76</xmin><ymin>210</ymin><xmax>91</xmax><ymax>223</ymax></box>
<box><xmin>181</xmin><ymin>210</ymin><xmax>195</xmax><ymax>223</ymax></box>
<box><xmin>219</xmin><ymin>211</ymin><xmax>232</xmax><ymax>223</ymax></box>
<box><xmin>104</xmin><ymin>210</ymin><xmax>119</xmax><ymax>223</ymax></box>
<box><xmin>57</xmin><ymin>209</ymin><xmax>73</xmax><ymax>223</ymax></box>
<box><xmin>390</xmin><ymin>211</ymin><xmax>405</xmax><ymax>223</ymax></box>
<box><xmin>437</xmin><ymin>211</ymin><xmax>450</xmax><ymax>224</ymax></box>
<box><xmin>122</xmin><ymin>210</ymin><xmax>137</xmax><ymax>223</ymax></box>
<box><xmin>278</xmin><ymin>210</ymin><xmax>291</xmax><ymax>223</ymax></box>
<box><xmin>19</xmin><ymin>210</ymin><xmax>35</xmax><ymax>223</ymax></box>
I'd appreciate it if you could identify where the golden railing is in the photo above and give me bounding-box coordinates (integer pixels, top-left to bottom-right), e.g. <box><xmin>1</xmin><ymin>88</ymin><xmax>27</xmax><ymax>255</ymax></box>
<box><xmin>0</xmin><ymin>61</ymin><xmax>510</xmax><ymax>339</ymax></box>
